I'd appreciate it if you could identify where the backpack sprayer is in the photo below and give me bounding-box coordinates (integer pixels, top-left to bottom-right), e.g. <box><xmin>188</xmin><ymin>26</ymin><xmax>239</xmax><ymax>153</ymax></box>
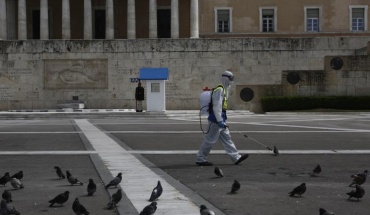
<box><xmin>199</xmin><ymin>87</ymin><xmax>213</xmax><ymax>134</ymax></box>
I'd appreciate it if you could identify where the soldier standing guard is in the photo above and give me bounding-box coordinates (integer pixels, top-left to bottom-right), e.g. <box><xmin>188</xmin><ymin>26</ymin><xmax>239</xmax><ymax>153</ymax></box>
<box><xmin>135</xmin><ymin>81</ymin><xmax>145</xmax><ymax>112</ymax></box>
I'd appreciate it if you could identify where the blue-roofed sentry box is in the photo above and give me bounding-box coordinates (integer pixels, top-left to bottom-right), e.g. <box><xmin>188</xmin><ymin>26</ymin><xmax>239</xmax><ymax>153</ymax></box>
<box><xmin>139</xmin><ymin>68</ymin><xmax>169</xmax><ymax>112</ymax></box>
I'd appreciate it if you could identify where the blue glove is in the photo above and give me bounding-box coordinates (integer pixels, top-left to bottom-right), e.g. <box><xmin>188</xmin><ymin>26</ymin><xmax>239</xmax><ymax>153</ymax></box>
<box><xmin>217</xmin><ymin>121</ymin><xmax>226</xmax><ymax>129</ymax></box>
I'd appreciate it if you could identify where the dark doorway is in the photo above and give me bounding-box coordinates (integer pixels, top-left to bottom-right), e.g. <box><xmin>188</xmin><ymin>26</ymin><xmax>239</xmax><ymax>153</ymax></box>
<box><xmin>94</xmin><ymin>10</ymin><xmax>106</xmax><ymax>39</ymax></box>
<box><xmin>157</xmin><ymin>9</ymin><xmax>171</xmax><ymax>38</ymax></box>
<box><xmin>32</xmin><ymin>10</ymin><xmax>40</xmax><ymax>39</ymax></box>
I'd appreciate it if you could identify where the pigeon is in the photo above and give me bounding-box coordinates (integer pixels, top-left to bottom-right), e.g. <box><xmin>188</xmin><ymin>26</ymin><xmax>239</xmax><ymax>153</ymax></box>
<box><xmin>0</xmin><ymin>200</ymin><xmax>7</xmax><ymax>215</ymax></box>
<box><xmin>1</xmin><ymin>200</ymin><xmax>20</xmax><ymax>215</ymax></box>
<box><xmin>214</xmin><ymin>167</ymin><xmax>223</xmax><ymax>177</ymax></box>
<box><xmin>107</xmin><ymin>189</ymin><xmax>122</xmax><ymax>210</ymax></box>
<box><xmin>289</xmin><ymin>183</ymin><xmax>306</xmax><ymax>197</ymax></box>
<box><xmin>10</xmin><ymin>178</ymin><xmax>23</xmax><ymax>189</ymax></box>
<box><xmin>346</xmin><ymin>184</ymin><xmax>365</xmax><ymax>201</ymax></box>
<box><xmin>2</xmin><ymin>190</ymin><xmax>12</xmax><ymax>203</ymax></box>
<box><xmin>66</xmin><ymin>171</ymin><xmax>83</xmax><ymax>186</ymax></box>
<box><xmin>200</xmin><ymin>204</ymin><xmax>216</xmax><ymax>215</ymax></box>
<box><xmin>87</xmin><ymin>179</ymin><xmax>96</xmax><ymax>196</ymax></box>
<box><xmin>139</xmin><ymin>202</ymin><xmax>157</xmax><ymax>215</ymax></box>
<box><xmin>310</xmin><ymin>164</ymin><xmax>322</xmax><ymax>177</ymax></box>
<box><xmin>10</xmin><ymin>171</ymin><xmax>23</xmax><ymax>180</ymax></box>
<box><xmin>54</xmin><ymin>166</ymin><xmax>66</xmax><ymax>179</ymax></box>
<box><xmin>49</xmin><ymin>191</ymin><xmax>70</xmax><ymax>207</ymax></box>
<box><xmin>72</xmin><ymin>198</ymin><xmax>89</xmax><ymax>215</ymax></box>
<box><xmin>231</xmin><ymin>180</ymin><xmax>240</xmax><ymax>194</ymax></box>
<box><xmin>319</xmin><ymin>207</ymin><xmax>335</xmax><ymax>215</ymax></box>
<box><xmin>0</xmin><ymin>173</ymin><xmax>11</xmax><ymax>186</ymax></box>
<box><xmin>149</xmin><ymin>180</ymin><xmax>163</xmax><ymax>202</ymax></box>
<box><xmin>273</xmin><ymin>146</ymin><xmax>279</xmax><ymax>156</ymax></box>
<box><xmin>105</xmin><ymin>173</ymin><xmax>122</xmax><ymax>189</ymax></box>
<box><xmin>349</xmin><ymin>170</ymin><xmax>368</xmax><ymax>187</ymax></box>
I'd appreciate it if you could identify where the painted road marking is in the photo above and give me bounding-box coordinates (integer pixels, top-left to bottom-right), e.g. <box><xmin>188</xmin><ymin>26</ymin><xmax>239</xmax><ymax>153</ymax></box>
<box><xmin>1</xmin><ymin>150</ymin><xmax>369</xmax><ymax>155</ymax></box>
<box><xmin>0</xmin><ymin>129</ymin><xmax>369</xmax><ymax>134</ymax></box>
<box><xmin>127</xmin><ymin>150</ymin><xmax>370</xmax><ymax>154</ymax></box>
<box><xmin>74</xmin><ymin>119</ymin><xmax>200</xmax><ymax>215</ymax></box>
<box><xmin>0</xmin><ymin>151</ymin><xmax>97</xmax><ymax>155</ymax></box>
<box><xmin>106</xmin><ymin>130</ymin><xmax>370</xmax><ymax>133</ymax></box>
<box><xmin>0</xmin><ymin>131</ymin><xmax>81</xmax><ymax>134</ymax></box>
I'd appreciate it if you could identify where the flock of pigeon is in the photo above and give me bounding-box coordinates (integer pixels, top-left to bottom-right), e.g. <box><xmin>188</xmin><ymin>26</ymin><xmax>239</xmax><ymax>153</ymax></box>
<box><xmin>0</xmin><ymin>157</ymin><xmax>368</xmax><ymax>214</ymax></box>
<box><xmin>211</xmin><ymin>160</ymin><xmax>368</xmax><ymax>215</ymax></box>
<box><xmin>0</xmin><ymin>166</ymin><xmax>161</xmax><ymax>215</ymax></box>
<box><xmin>0</xmin><ymin>171</ymin><xmax>23</xmax><ymax>215</ymax></box>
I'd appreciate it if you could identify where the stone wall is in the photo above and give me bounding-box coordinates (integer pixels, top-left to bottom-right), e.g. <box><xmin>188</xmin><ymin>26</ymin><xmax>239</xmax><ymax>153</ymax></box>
<box><xmin>0</xmin><ymin>37</ymin><xmax>369</xmax><ymax>111</ymax></box>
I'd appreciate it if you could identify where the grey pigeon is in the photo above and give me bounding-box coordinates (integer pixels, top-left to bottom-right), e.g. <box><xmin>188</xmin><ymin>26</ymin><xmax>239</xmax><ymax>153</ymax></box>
<box><xmin>231</xmin><ymin>180</ymin><xmax>240</xmax><ymax>194</ymax></box>
<box><xmin>149</xmin><ymin>181</ymin><xmax>163</xmax><ymax>202</ymax></box>
<box><xmin>87</xmin><ymin>179</ymin><xmax>96</xmax><ymax>196</ymax></box>
<box><xmin>0</xmin><ymin>173</ymin><xmax>11</xmax><ymax>186</ymax></box>
<box><xmin>72</xmin><ymin>198</ymin><xmax>89</xmax><ymax>215</ymax></box>
<box><xmin>289</xmin><ymin>183</ymin><xmax>306</xmax><ymax>197</ymax></box>
<box><xmin>349</xmin><ymin>170</ymin><xmax>368</xmax><ymax>187</ymax></box>
<box><xmin>2</xmin><ymin>190</ymin><xmax>12</xmax><ymax>203</ymax></box>
<box><xmin>319</xmin><ymin>208</ymin><xmax>334</xmax><ymax>215</ymax></box>
<box><xmin>200</xmin><ymin>204</ymin><xmax>216</xmax><ymax>215</ymax></box>
<box><xmin>10</xmin><ymin>178</ymin><xmax>23</xmax><ymax>190</ymax></box>
<box><xmin>273</xmin><ymin>146</ymin><xmax>279</xmax><ymax>156</ymax></box>
<box><xmin>66</xmin><ymin>171</ymin><xmax>83</xmax><ymax>186</ymax></box>
<box><xmin>214</xmin><ymin>167</ymin><xmax>223</xmax><ymax>177</ymax></box>
<box><xmin>107</xmin><ymin>189</ymin><xmax>122</xmax><ymax>210</ymax></box>
<box><xmin>139</xmin><ymin>202</ymin><xmax>157</xmax><ymax>215</ymax></box>
<box><xmin>105</xmin><ymin>173</ymin><xmax>122</xmax><ymax>189</ymax></box>
<box><xmin>2</xmin><ymin>200</ymin><xmax>20</xmax><ymax>215</ymax></box>
<box><xmin>49</xmin><ymin>191</ymin><xmax>69</xmax><ymax>207</ymax></box>
<box><xmin>346</xmin><ymin>184</ymin><xmax>365</xmax><ymax>201</ymax></box>
<box><xmin>0</xmin><ymin>200</ymin><xmax>7</xmax><ymax>215</ymax></box>
<box><xmin>54</xmin><ymin>166</ymin><xmax>66</xmax><ymax>179</ymax></box>
<box><xmin>10</xmin><ymin>172</ymin><xmax>23</xmax><ymax>181</ymax></box>
<box><xmin>310</xmin><ymin>164</ymin><xmax>322</xmax><ymax>177</ymax></box>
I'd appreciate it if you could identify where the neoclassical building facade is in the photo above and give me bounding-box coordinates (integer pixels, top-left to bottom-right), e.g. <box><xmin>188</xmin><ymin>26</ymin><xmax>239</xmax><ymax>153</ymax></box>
<box><xmin>1</xmin><ymin>0</ymin><xmax>370</xmax><ymax>40</ymax></box>
<box><xmin>0</xmin><ymin>0</ymin><xmax>370</xmax><ymax>111</ymax></box>
<box><xmin>0</xmin><ymin>0</ymin><xmax>199</xmax><ymax>40</ymax></box>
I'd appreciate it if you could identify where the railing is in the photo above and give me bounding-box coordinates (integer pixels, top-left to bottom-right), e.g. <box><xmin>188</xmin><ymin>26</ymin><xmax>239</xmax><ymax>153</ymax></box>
<box><xmin>354</xmin><ymin>46</ymin><xmax>368</xmax><ymax>56</ymax></box>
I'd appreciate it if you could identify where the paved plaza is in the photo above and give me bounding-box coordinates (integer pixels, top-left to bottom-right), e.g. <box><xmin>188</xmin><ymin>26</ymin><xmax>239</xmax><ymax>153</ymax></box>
<box><xmin>0</xmin><ymin>111</ymin><xmax>369</xmax><ymax>214</ymax></box>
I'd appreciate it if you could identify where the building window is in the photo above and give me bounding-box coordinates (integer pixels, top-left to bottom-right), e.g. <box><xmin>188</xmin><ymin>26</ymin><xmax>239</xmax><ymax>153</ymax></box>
<box><xmin>305</xmin><ymin>8</ymin><xmax>320</xmax><ymax>32</ymax></box>
<box><xmin>151</xmin><ymin>83</ymin><xmax>160</xmax><ymax>93</ymax></box>
<box><xmin>350</xmin><ymin>6</ymin><xmax>368</xmax><ymax>31</ymax></box>
<box><xmin>214</xmin><ymin>8</ymin><xmax>232</xmax><ymax>33</ymax></box>
<box><xmin>260</xmin><ymin>7</ymin><xmax>277</xmax><ymax>32</ymax></box>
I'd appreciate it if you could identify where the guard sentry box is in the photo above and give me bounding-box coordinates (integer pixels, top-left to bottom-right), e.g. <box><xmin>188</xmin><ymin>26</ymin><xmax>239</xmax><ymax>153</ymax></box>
<box><xmin>200</xmin><ymin>87</ymin><xmax>212</xmax><ymax>115</ymax></box>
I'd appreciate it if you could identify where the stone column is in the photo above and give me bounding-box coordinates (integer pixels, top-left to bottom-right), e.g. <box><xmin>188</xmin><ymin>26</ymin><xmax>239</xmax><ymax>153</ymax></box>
<box><xmin>62</xmin><ymin>0</ymin><xmax>70</xmax><ymax>39</ymax></box>
<box><xmin>0</xmin><ymin>0</ymin><xmax>7</xmax><ymax>40</ymax></box>
<box><xmin>171</xmin><ymin>0</ymin><xmax>179</xmax><ymax>38</ymax></box>
<box><xmin>149</xmin><ymin>0</ymin><xmax>157</xmax><ymax>38</ymax></box>
<box><xmin>106</xmin><ymin>0</ymin><xmax>114</xmax><ymax>39</ymax></box>
<box><xmin>18</xmin><ymin>0</ymin><xmax>27</xmax><ymax>40</ymax></box>
<box><xmin>84</xmin><ymin>0</ymin><xmax>92</xmax><ymax>39</ymax></box>
<box><xmin>190</xmin><ymin>0</ymin><xmax>199</xmax><ymax>38</ymax></box>
<box><xmin>127</xmin><ymin>0</ymin><xmax>136</xmax><ymax>39</ymax></box>
<box><xmin>40</xmin><ymin>0</ymin><xmax>49</xmax><ymax>39</ymax></box>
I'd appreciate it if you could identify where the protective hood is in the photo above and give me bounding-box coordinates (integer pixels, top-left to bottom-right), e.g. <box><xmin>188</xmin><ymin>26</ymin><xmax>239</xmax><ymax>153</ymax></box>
<box><xmin>221</xmin><ymin>71</ymin><xmax>234</xmax><ymax>88</ymax></box>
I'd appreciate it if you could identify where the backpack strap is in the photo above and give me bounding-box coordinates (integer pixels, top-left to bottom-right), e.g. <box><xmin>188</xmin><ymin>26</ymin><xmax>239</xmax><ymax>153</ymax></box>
<box><xmin>209</xmin><ymin>85</ymin><xmax>225</xmax><ymax>114</ymax></box>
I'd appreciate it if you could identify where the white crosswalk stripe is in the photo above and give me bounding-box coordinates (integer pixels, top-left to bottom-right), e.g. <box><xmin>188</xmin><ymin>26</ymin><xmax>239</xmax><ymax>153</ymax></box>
<box><xmin>74</xmin><ymin>119</ymin><xmax>200</xmax><ymax>215</ymax></box>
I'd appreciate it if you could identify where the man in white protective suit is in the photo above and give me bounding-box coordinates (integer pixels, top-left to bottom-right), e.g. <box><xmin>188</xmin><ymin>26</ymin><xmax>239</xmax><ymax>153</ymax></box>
<box><xmin>195</xmin><ymin>71</ymin><xmax>249</xmax><ymax>166</ymax></box>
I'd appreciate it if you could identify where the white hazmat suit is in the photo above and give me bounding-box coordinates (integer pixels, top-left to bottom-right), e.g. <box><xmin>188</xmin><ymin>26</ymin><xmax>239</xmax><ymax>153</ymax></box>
<box><xmin>196</xmin><ymin>71</ymin><xmax>249</xmax><ymax>166</ymax></box>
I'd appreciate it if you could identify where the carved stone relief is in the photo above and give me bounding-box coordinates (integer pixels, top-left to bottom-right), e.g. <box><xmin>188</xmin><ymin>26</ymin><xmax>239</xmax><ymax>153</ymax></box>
<box><xmin>44</xmin><ymin>59</ymin><xmax>108</xmax><ymax>89</ymax></box>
